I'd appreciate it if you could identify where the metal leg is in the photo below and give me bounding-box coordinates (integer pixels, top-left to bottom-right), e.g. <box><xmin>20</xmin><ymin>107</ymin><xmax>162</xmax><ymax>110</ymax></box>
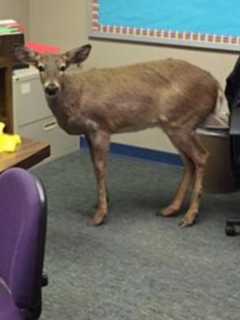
<box><xmin>225</xmin><ymin>218</ymin><xmax>240</xmax><ymax>236</ymax></box>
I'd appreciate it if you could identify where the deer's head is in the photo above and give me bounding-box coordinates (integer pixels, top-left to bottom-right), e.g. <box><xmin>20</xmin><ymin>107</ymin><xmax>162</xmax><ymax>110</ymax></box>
<box><xmin>15</xmin><ymin>44</ymin><xmax>92</xmax><ymax>97</ymax></box>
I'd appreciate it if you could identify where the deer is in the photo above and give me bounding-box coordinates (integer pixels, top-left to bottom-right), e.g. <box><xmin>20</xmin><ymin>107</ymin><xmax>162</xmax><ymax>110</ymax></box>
<box><xmin>15</xmin><ymin>44</ymin><xmax>229</xmax><ymax>227</ymax></box>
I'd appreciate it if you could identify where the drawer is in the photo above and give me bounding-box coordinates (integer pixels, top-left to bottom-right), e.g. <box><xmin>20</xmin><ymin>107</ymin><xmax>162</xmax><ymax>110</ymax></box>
<box><xmin>13</xmin><ymin>68</ymin><xmax>52</xmax><ymax>126</ymax></box>
<box><xmin>18</xmin><ymin>117</ymin><xmax>79</xmax><ymax>160</ymax></box>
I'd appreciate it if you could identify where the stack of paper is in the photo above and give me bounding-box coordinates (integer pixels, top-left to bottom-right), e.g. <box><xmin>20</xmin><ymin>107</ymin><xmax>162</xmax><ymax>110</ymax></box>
<box><xmin>0</xmin><ymin>20</ymin><xmax>23</xmax><ymax>35</ymax></box>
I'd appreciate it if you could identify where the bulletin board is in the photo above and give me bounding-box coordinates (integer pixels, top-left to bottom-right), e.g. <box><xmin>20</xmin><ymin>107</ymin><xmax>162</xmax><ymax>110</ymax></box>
<box><xmin>89</xmin><ymin>0</ymin><xmax>240</xmax><ymax>52</ymax></box>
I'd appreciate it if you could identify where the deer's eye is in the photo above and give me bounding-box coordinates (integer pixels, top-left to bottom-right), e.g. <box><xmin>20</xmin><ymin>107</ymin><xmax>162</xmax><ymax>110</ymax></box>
<box><xmin>38</xmin><ymin>65</ymin><xmax>45</xmax><ymax>72</ymax></box>
<box><xmin>59</xmin><ymin>65</ymin><xmax>66</xmax><ymax>72</ymax></box>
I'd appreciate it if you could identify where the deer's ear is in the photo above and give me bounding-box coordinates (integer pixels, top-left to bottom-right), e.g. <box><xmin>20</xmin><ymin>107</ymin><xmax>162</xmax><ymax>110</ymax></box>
<box><xmin>15</xmin><ymin>47</ymin><xmax>40</xmax><ymax>64</ymax></box>
<box><xmin>64</xmin><ymin>44</ymin><xmax>92</xmax><ymax>65</ymax></box>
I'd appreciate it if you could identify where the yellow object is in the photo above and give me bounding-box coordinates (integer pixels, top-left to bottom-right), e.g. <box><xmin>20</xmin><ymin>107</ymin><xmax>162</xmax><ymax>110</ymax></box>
<box><xmin>0</xmin><ymin>122</ymin><xmax>22</xmax><ymax>153</ymax></box>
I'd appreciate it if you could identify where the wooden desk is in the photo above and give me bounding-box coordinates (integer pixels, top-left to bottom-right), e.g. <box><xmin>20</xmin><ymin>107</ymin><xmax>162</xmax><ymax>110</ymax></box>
<box><xmin>0</xmin><ymin>138</ymin><xmax>50</xmax><ymax>173</ymax></box>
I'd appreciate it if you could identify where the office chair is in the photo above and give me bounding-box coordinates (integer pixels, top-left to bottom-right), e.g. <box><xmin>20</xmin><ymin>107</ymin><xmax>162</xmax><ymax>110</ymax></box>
<box><xmin>225</xmin><ymin>56</ymin><xmax>240</xmax><ymax>236</ymax></box>
<box><xmin>0</xmin><ymin>168</ymin><xmax>48</xmax><ymax>319</ymax></box>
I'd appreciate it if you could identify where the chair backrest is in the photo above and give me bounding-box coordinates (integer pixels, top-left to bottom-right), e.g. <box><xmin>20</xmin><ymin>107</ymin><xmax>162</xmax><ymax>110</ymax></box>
<box><xmin>225</xmin><ymin>56</ymin><xmax>240</xmax><ymax>110</ymax></box>
<box><xmin>225</xmin><ymin>57</ymin><xmax>240</xmax><ymax>188</ymax></box>
<box><xmin>0</xmin><ymin>168</ymin><xmax>47</xmax><ymax>312</ymax></box>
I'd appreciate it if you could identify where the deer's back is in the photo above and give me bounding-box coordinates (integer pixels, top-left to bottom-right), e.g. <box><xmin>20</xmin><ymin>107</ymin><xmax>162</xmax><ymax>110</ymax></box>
<box><xmin>63</xmin><ymin>59</ymin><xmax>219</xmax><ymax>133</ymax></box>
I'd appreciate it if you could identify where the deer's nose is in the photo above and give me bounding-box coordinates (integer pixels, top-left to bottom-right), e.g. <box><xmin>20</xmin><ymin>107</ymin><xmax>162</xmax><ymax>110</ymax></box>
<box><xmin>45</xmin><ymin>83</ymin><xmax>59</xmax><ymax>96</ymax></box>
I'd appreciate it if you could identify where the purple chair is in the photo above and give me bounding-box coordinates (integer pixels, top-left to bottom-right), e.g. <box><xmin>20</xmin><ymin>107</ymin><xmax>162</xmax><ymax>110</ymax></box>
<box><xmin>0</xmin><ymin>168</ymin><xmax>48</xmax><ymax>320</ymax></box>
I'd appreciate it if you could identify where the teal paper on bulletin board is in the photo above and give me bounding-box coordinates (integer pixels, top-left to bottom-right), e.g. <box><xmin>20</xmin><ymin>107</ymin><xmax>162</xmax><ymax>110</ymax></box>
<box><xmin>89</xmin><ymin>0</ymin><xmax>240</xmax><ymax>52</ymax></box>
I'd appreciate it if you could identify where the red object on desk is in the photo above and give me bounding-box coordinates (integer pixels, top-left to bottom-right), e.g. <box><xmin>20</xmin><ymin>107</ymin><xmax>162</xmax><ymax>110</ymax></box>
<box><xmin>26</xmin><ymin>42</ymin><xmax>61</xmax><ymax>54</ymax></box>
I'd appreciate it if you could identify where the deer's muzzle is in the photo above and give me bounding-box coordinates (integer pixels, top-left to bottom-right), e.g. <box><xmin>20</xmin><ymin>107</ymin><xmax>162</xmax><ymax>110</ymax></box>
<box><xmin>44</xmin><ymin>83</ymin><xmax>59</xmax><ymax>96</ymax></box>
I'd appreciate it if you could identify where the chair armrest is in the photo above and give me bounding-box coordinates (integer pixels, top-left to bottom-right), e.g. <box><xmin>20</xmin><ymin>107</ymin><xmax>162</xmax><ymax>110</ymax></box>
<box><xmin>230</xmin><ymin>107</ymin><xmax>240</xmax><ymax>135</ymax></box>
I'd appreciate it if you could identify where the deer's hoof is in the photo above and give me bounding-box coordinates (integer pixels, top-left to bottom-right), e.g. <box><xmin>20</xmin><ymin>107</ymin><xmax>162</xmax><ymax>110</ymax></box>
<box><xmin>88</xmin><ymin>212</ymin><xmax>107</xmax><ymax>226</ymax></box>
<box><xmin>178</xmin><ymin>213</ymin><xmax>197</xmax><ymax>228</ymax></box>
<box><xmin>158</xmin><ymin>205</ymin><xmax>180</xmax><ymax>217</ymax></box>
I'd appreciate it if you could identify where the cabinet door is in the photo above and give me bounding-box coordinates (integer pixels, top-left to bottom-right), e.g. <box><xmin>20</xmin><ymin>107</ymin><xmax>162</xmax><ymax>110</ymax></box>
<box><xmin>13</xmin><ymin>71</ymin><xmax>52</xmax><ymax>127</ymax></box>
<box><xmin>18</xmin><ymin>117</ymin><xmax>79</xmax><ymax>160</ymax></box>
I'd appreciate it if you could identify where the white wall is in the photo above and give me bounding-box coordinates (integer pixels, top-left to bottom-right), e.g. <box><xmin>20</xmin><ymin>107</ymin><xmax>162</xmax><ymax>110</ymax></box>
<box><xmin>29</xmin><ymin>0</ymin><xmax>238</xmax><ymax>153</ymax></box>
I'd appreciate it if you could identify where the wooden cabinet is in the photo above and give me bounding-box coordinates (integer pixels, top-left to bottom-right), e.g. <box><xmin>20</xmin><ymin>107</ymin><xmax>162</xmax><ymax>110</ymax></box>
<box><xmin>0</xmin><ymin>57</ymin><xmax>14</xmax><ymax>133</ymax></box>
<box><xmin>0</xmin><ymin>32</ymin><xmax>24</xmax><ymax>133</ymax></box>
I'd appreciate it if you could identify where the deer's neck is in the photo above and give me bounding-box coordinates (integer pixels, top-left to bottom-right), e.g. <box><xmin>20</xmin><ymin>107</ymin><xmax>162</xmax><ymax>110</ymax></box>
<box><xmin>45</xmin><ymin>75</ymin><xmax>86</xmax><ymax>134</ymax></box>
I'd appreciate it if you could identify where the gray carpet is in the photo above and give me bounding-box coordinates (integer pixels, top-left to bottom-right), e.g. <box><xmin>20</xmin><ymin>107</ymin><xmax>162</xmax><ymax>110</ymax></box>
<box><xmin>32</xmin><ymin>150</ymin><xmax>240</xmax><ymax>320</ymax></box>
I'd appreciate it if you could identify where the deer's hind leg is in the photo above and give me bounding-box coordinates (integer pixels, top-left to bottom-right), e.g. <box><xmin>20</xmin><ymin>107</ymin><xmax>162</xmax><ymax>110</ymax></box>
<box><xmin>179</xmin><ymin>134</ymin><xmax>209</xmax><ymax>227</ymax></box>
<box><xmin>160</xmin><ymin>153</ymin><xmax>194</xmax><ymax>217</ymax></box>
<box><xmin>166</xmin><ymin>131</ymin><xmax>208</xmax><ymax>227</ymax></box>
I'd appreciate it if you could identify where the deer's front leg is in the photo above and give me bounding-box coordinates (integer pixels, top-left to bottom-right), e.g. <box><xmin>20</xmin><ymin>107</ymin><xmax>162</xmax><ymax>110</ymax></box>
<box><xmin>87</xmin><ymin>130</ymin><xmax>110</xmax><ymax>225</ymax></box>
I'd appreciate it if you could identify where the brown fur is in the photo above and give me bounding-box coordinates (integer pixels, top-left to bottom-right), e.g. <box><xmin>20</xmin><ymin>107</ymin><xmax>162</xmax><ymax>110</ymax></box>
<box><xmin>16</xmin><ymin>45</ymin><xmax>220</xmax><ymax>226</ymax></box>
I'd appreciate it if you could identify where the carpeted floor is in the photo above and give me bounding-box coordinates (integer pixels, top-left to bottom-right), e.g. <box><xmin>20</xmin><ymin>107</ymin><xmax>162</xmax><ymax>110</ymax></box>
<box><xmin>32</xmin><ymin>150</ymin><xmax>240</xmax><ymax>320</ymax></box>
